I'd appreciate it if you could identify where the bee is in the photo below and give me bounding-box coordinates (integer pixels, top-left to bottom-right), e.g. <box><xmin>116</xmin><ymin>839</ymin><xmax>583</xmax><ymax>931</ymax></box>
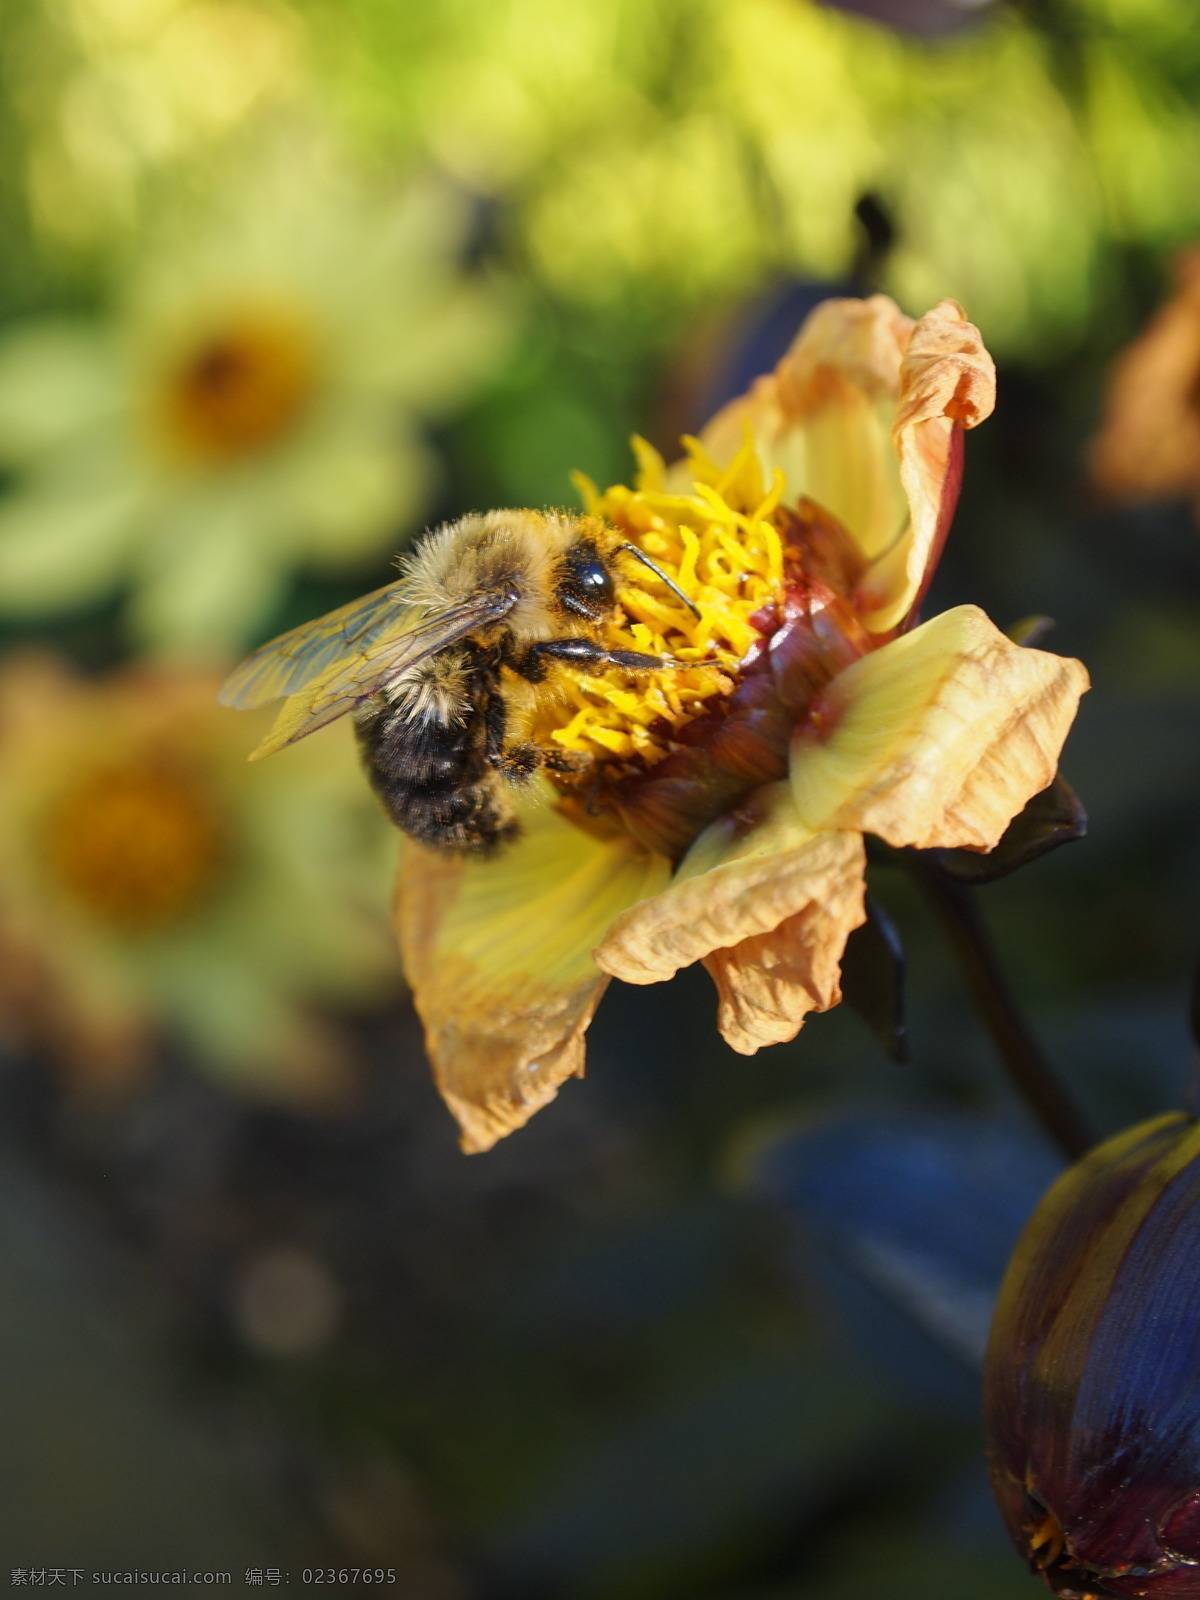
<box><xmin>219</xmin><ymin>509</ymin><xmax>698</xmax><ymax>852</ymax></box>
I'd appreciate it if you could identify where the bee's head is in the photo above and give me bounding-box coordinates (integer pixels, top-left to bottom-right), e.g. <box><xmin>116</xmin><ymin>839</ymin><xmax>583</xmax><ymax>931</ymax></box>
<box><xmin>555</xmin><ymin>538</ymin><xmax>616</xmax><ymax>622</ymax></box>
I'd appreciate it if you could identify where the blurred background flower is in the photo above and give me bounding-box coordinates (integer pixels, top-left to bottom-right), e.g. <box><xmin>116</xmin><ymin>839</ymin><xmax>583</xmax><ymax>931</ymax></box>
<box><xmin>1</xmin><ymin>0</ymin><xmax>1200</xmax><ymax>1591</ymax></box>
<box><xmin>0</xmin><ymin>129</ymin><xmax>510</xmax><ymax>655</ymax></box>
<box><xmin>1089</xmin><ymin>247</ymin><xmax>1200</xmax><ymax>516</ymax></box>
<box><xmin>0</xmin><ymin>651</ymin><xmax>396</xmax><ymax>1101</ymax></box>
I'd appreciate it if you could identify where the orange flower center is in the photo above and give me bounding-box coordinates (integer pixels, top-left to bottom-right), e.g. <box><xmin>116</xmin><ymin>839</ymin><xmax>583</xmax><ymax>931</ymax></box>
<box><xmin>41</xmin><ymin>760</ymin><xmax>228</xmax><ymax>931</ymax></box>
<box><xmin>158</xmin><ymin>306</ymin><xmax>318</xmax><ymax>464</ymax></box>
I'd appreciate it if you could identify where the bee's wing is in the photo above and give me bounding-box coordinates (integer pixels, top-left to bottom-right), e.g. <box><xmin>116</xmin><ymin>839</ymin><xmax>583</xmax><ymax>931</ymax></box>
<box><xmin>236</xmin><ymin>591</ymin><xmax>518</xmax><ymax>761</ymax></box>
<box><xmin>219</xmin><ymin>579</ymin><xmax>414</xmax><ymax>710</ymax></box>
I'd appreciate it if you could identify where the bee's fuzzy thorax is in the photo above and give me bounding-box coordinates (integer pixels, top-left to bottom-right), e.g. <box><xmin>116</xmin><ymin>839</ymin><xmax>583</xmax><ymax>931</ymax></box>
<box><xmin>397</xmin><ymin>510</ymin><xmax>609</xmax><ymax>641</ymax></box>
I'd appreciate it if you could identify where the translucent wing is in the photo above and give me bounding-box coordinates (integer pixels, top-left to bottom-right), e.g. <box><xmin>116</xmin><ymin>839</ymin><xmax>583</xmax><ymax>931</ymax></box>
<box><xmin>221</xmin><ymin>589</ymin><xmax>517</xmax><ymax>761</ymax></box>
<box><xmin>219</xmin><ymin>579</ymin><xmax>412</xmax><ymax>710</ymax></box>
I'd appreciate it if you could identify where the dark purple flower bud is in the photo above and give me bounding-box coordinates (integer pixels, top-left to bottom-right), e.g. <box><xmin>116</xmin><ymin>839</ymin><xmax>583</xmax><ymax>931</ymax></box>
<box><xmin>985</xmin><ymin>1112</ymin><xmax>1200</xmax><ymax>1597</ymax></box>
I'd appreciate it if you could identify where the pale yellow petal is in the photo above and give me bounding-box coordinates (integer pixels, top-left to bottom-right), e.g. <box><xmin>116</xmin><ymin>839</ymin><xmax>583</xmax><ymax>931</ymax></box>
<box><xmin>395</xmin><ymin>786</ymin><xmax>670</xmax><ymax>1152</ymax></box>
<box><xmin>861</xmin><ymin>299</ymin><xmax>997</xmax><ymax>632</ymax></box>
<box><xmin>693</xmin><ymin>296</ymin><xmax>912</xmax><ymax>571</ymax></box>
<box><xmin>702</xmin><ymin>829</ymin><xmax>866</xmax><ymax>1054</ymax></box>
<box><xmin>595</xmin><ymin>781</ymin><xmax>866</xmax><ymax>1004</ymax></box>
<box><xmin>789</xmin><ymin>606</ymin><xmax>1089</xmax><ymax>852</ymax></box>
<box><xmin>0</xmin><ymin>479</ymin><xmax>145</xmax><ymax>612</ymax></box>
<box><xmin>131</xmin><ymin>502</ymin><xmax>285</xmax><ymax>659</ymax></box>
<box><xmin>0</xmin><ymin>324</ymin><xmax>123</xmax><ymax>459</ymax></box>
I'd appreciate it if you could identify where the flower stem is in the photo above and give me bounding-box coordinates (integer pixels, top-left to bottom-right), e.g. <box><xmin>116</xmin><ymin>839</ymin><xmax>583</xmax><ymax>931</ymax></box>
<box><xmin>909</xmin><ymin>853</ymin><xmax>1095</xmax><ymax>1163</ymax></box>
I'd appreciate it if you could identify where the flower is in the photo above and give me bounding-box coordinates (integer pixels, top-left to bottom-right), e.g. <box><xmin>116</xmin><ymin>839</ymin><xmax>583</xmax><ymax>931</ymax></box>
<box><xmin>985</xmin><ymin>1111</ymin><xmax>1200</xmax><ymax>1598</ymax></box>
<box><xmin>393</xmin><ymin>294</ymin><xmax>1089</xmax><ymax>1153</ymax></box>
<box><xmin>1090</xmin><ymin>248</ymin><xmax>1200</xmax><ymax>512</ymax></box>
<box><xmin>0</xmin><ymin>131</ymin><xmax>509</xmax><ymax>656</ymax></box>
<box><xmin>0</xmin><ymin>652</ymin><xmax>396</xmax><ymax>1103</ymax></box>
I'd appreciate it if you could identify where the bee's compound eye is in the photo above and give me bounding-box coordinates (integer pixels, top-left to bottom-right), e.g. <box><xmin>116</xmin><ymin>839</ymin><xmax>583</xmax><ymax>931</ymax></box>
<box><xmin>576</xmin><ymin>556</ymin><xmax>613</xmax><ymax>600</ymax></box>
<box><xmin>559</xmin><ymin>541</ymin><xmax>614</xmax><ymax>616</ymax></box>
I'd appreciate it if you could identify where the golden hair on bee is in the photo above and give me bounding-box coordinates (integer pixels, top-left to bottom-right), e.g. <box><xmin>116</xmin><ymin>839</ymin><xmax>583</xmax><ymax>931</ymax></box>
<box><xmin>397</xmin><ymin>509</ymin><xmax>618</xmax><ymax>642</ymax></box>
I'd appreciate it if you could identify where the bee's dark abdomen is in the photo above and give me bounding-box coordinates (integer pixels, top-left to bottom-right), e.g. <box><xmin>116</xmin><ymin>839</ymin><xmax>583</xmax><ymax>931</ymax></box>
<box><xmin>354</xmin><ymin>695</ymin><xmax>515</xmax><ymax>852</ymax></box>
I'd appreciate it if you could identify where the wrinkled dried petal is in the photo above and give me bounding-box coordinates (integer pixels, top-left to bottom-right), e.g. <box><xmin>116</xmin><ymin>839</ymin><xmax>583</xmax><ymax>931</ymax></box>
<box><xmin>702</xmin><ymin>830</ymin><xmax>866</xmax><ymax>1053</ymax></box>
<box><xmin>694</xmin><ymin>296</ymin><xmax>912</xmax><ymax>576</ymax></box>
<box><xmin>396</xmin><ymin>787</ymin><xmax>669</xmax><ymax>1151</ymax></box>
<box><xmin>595</xmin><ymin>780</ymin><xmax>865</xmax><ymax>1008</ymax></box>
<box><xmin>775</xmin><ymin>293</ymin><xmax>914</xmax><ymax>411</ymax></box>
<box><xmin>689</xmin><ymin>296</ymin><xmax>994</xmax><ymax>631</ymax></box>
<box><xmin>789</xmin><ymin>605</ymin><xmax>1089</xmax><ymax>852</ymax></box>
<box><xmin>862</xmin><ymin>298</ymin><xmax>996</xmax><ymax>631</ymax></box>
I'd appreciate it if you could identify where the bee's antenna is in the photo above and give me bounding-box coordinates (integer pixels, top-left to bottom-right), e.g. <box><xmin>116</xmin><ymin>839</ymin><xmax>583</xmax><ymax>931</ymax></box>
<box><xmin>618</xmin><ymin>543</ymin><xmax>702</xmax><ymax>618</ymax></box>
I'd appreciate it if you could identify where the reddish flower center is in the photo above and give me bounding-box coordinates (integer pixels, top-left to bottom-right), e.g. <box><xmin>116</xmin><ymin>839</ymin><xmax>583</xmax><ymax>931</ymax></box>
<box><xmin>540</xmin><ymin>436</ymin><xmax>876</xmax><ymax>859</ymax></box>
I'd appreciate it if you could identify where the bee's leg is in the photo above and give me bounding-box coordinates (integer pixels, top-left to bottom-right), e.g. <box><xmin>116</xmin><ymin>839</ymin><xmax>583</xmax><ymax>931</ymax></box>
<box><xmin>512</xmin><ymin>638</ymin><xmax>666</xmax><ymax>678</ymax></box>
<box><xmin>496</xmin><ymin>743</ymin><xmax>541</xmax><ymax>783</ymax></box>
<box><xmin>583</xmin><ymin>767</ymin><xmax>606</xmax><ymax>816</ymax></box>
<box><xmin>496</xmin><ymin>743</ymin><xmax>590</xmax><ymax>785</ymax></box>
<box><xmin>542</xmin><ymin>748</ymin><xmax>592</xmax><ymax>773</ymax></box>
<box><xmin>483</xmin><ymin>684</ymin><xmax>509</xmax><ymax>767</ymax></box>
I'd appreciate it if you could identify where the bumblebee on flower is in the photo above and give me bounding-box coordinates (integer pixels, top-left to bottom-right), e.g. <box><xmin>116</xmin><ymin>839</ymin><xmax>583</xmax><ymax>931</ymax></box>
<box><xmin>226</xmin><ymin>294</ymin><xmax>1089</xmax><ymax>1152</ymax></box>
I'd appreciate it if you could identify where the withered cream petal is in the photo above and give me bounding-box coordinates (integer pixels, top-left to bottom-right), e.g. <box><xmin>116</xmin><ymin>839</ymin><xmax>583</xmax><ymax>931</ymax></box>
<box><xmin>595</xmin><ymin>783</ymin><xmax>864</xmax><ymax>992</ymax></box>
<box><xmin>688</xmin><ymin>296</ymin><xmax>996</xmax><ymax>633</ymax></box>
<box><xmin>694</xmin><ymin>296</ymin><xmax>912</xmax><ymax>570</ymax></box>
<box><xmin>861</xmin><ymin>299</ymin><xmax>997</xmax><ymax>633</ymax></box>
<box><xmin>775</xmin><ymin>294</ymin><xmax>914</xmax><ymax>409</ymax></box>
<box><xmin>702</xmin><ymin>831</ymin><xmax>866</xmax><ymax>1054</ymax></box>
<box><xmin>789</xmin><ymin>605</ymin><xmax>1090</xmax><ymax>853</ymax></box>
<box><xmin>395</xmin><ymin>787</ymin><xmax>670</xmax><ymax>1152</ymax></box>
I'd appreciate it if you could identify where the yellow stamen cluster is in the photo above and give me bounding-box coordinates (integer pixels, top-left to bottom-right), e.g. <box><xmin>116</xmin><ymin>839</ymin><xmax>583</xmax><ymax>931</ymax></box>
<box><xmin>532</xmin><ymin>432</ymin><xmax>787</xmax><ymax>770</ymax></box>
<box><xmin>42</xmin><ymin>760</ymin><xmax>227</xmax><ymax>931</ymax></box>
